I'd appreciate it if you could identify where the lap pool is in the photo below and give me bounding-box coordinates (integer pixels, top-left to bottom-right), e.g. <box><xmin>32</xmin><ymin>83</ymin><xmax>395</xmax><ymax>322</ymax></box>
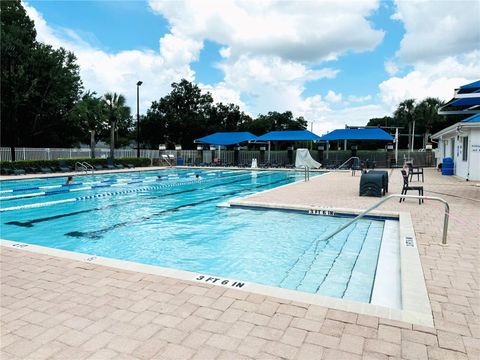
<box><xmin>0</xmin><ymin>169</ymin><xmax>396</xmax><ymax>305</ymax></box>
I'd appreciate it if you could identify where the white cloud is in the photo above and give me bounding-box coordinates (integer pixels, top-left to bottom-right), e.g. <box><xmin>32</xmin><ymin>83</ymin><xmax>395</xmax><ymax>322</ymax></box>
<box><xmin>393</xmin><ymin>0</ymin><xmax>480</xmax><ymax>63</ymax></box>
<box><xmin>149</xmin><ymin>0</ymin><xmax>384</xmax><ymax>62</ymax></box>
<box><xmin>348</xmin><ymin>95</ymin><xmax>373</xmax><ymax>103</ymax></box>
<box><xmin>379</xmin><ymin>52</ymin><xmax>480</xmax><ymax>111</ymax></box>
<box><xmin>325</xmin><ymin>90</ymin><xmax>342</xmax><ymax>103</ymax></box>
<box><xmin>24</xmin><ymin>2</ymin><xmax>198</xmax><ymax>113</ymax></box>
<box><xmin>384</xmin><ymin>60</ymin><xmax>399</xmax><ymax>76</ymax></box>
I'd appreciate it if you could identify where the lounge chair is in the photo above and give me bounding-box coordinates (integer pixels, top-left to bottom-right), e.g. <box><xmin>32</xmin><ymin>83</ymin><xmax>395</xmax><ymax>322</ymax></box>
<box><xmin>104</xmin><ymin>158</ymin><xmax>116</xmax><ymax>170</ymax></box>
<box><xmin>40</xmin><ymin>167</ymin><xmax>53</xmax><ymax>174</ymax></box>
<box><xmin>57</xmin><ymin>160</ymin><xmax>72</xmax><ymax>172</ymax></box>
<box><xmin>123</xmin><ymin>163</ymin><xmax>134</xmax><ymax>169</ymax></box>
<box><xmin>400</xmin><ymin>169</ymin><xmax>423</xmax><ymax>204</ymax></box>
<box><xmin>2</xmin><ymin>167</ymin><xmax>26</xmax><ymax>175</ymax></box>
<box><xmin>93</xmin><ymin>164</ymin><xmax>104</xmax><ymax>170</ymax></box>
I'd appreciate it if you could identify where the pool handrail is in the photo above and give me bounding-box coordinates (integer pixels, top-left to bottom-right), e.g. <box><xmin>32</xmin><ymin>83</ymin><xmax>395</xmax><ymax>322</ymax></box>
<box><xmin>297</xmin><ymin>165</ymin><xmax>310</xmax><ymax>181</ymax></box>
<box><xmin>336</xmin><ymin>156</ymin><xmax>360</xmax><ymax>170</ymax></box>
<box><xmin>319</xmin><ymin>194</ymin><xmax>450</xmax><ymax>245</ymax></box>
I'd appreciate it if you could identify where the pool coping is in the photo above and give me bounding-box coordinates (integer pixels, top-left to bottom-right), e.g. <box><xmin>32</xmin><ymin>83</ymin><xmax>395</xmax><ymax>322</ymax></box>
<box><xmin>0</xmin><ymin>203</ymin><xmax>433</xmax><ymax>327</ymax></box>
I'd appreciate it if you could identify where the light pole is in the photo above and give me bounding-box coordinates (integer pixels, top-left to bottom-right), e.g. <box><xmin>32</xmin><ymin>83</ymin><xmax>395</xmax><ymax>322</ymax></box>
<box><xmin>136</xmin><ymin>81</ymin><xmax>143</xmax><ymax>158</ymax></box>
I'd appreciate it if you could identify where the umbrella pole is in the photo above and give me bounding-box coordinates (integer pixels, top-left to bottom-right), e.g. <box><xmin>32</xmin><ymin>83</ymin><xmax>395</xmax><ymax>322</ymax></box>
<box><xmin>268</xmin><ymin>141</ymin><xmax>271</xmax><ymax>162</ymax></box>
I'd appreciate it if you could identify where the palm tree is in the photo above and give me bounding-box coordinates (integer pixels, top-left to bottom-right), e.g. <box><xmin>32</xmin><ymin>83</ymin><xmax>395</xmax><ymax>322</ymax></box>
<box><xmin>414</xmin><ymin>98</ymin><xmax>444</xmax><ymax>147</ymax></box>
<box><xmin>71</xmin><ymin>91</ymin><xmax>106</xmax><ymax>158</ymax></box>
<box><xmin>103</xmin><ymin>92</ymin><xmax>130</xmax><ymax>159</ymax></box>
<box><xmin>394</xmin><ymin>99</ymin><xmax>416</xmax><ymax>150</ymax></box>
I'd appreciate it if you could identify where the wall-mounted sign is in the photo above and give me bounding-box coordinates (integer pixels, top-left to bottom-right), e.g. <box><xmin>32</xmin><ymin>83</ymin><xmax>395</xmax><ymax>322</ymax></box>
<box><xmin>405</xmin><ymin>236</ymin><xmax>416</xmax><ymax>248</ymax></box>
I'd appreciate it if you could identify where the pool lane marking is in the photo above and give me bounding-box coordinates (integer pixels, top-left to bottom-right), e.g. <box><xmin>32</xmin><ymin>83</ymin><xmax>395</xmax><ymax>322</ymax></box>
<box><xmin>6</xmin><ymin>172</ymin><xmax>267</xmax><ymax>227</ymax></box>
<box><xmin>0</xmin><ymin>171</ymin><xmax>256</xmax><ymax>212</ymax></box>
<box><xmin>65</xmin><ymin>174</ymin><xmax>289</xmax><ymax>239</ymax></box>
<box><xmin>0</xmin><ymin>170</ymin><xmax>230</xmax><ymax>194</ymax></box>
<box><xmin>0</xmin><ymin>171</ymin><xmax>243</xmax><ymax>201</ymax></box>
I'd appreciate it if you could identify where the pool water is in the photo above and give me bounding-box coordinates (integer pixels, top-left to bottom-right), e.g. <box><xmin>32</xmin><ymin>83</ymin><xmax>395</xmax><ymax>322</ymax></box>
<box><xmin>0</xmin><ymin>169</ymin><xmax>386</xmax><ymax>303</ymax></box>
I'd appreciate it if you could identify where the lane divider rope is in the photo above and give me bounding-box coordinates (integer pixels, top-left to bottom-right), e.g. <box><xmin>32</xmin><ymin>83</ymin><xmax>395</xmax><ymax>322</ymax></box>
<box><xmin>0</xmin><ymin>172</ymin><xmax>254</xmax><ymax>212</ymax></box>
<box><xmin>0</xmin><ymin>171</ymin><xmax>234</xmax><ymax>200</ymax></box>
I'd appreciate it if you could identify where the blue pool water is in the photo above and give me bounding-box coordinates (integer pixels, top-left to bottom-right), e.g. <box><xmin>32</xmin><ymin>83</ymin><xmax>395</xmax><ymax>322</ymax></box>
<box><xmin>0</xmin><ymin>169</ymin><xmax>385</xmax><ymax>303</ymax></box>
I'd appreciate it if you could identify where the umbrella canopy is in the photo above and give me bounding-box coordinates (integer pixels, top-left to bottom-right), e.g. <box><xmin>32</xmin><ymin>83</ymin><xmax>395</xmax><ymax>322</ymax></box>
<box><xmin>317</xmin><ymin>128</ymin><xmax>393</xmax><ymax>141</ymax></box>
<box><xmin>256</xmin><ymin>130</ymin><xmax>322</xmax><ymax>141</ymax></box>
<box><xmin>195</xmin><ymin>132</ymin><xmax>258</xmax><ymax>146</ymax></box>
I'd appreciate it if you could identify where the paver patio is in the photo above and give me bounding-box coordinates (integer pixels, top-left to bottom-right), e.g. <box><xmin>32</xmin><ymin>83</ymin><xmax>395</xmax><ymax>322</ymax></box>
<box><xmin>1</xmin><ymin>168</ymin><xmax>479</xmax><ymax>359</ymax></box>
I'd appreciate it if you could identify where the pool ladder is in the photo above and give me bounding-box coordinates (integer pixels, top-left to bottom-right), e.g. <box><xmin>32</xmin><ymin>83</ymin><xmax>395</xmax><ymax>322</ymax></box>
<box><xmin>298</xmin><ymin>165</ymin><xmax>310</xmax><ymax>182</ymax></box>
<box><xmin>75</xmin><ymin>161</ymin><xmax>94</xmax><ymax>174</ymax></box>
<box><xmin>319</xmin><ymin>194</ymin><xmax>450</xmax><ymax>245</ymax></box>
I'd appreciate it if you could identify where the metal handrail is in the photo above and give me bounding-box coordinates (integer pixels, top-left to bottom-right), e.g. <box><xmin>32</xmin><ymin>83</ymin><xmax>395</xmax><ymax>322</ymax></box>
<box><xmin>75</xmin><ymin>161</ymin><xmax>94</xmax><ymax>174</ymax></box>
<box><xmin>82</xmin><ymin>162</ymin><xmax>94</xmax><ymax>174</ymax></box>
<box><xmin>319</xmin><ymin>194</ymin><xmax>450</xmax><ymax>245</ymax></box>
<box><xmin>298</xmin><ymin>165</ymin><xmax>310</xmax><ymax>181</ymax></box>
<box><xmin>337</xmin><ymin>156</ymin><xmax>360</xmax><ymax>170</ymax></box>
<box><xmin>75</xmin><ymin>161</ymin><xmax>87</xmax><ymax>173</ymax></box>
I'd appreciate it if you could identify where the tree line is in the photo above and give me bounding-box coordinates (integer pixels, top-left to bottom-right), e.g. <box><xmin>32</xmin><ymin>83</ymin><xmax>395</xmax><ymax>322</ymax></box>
<box><xmin>2</xmin><ymin>1</ymin><xmax>454</xmax><ymax>160</ymax></box>
<box><xmin>366</xmin><ymin>98</ymin><xmax>457</xmax><ymax>150</ymax></box>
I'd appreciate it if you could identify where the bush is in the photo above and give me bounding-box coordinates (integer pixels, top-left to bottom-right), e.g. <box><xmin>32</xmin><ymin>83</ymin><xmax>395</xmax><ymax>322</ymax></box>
<box><xmin>0</xmin><ymin>157</ymin><xmax>151</xmax><ymax>170</ymax></box>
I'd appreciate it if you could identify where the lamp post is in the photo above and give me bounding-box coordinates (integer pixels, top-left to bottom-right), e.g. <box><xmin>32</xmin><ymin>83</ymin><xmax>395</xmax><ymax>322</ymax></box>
<box><xmin>136</xmin><ymin>81</ymin><xmax>143</xmax><ymax>158</ymax></box>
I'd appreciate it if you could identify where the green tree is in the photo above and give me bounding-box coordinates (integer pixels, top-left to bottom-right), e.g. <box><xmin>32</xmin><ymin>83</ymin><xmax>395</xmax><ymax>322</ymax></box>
<box><xmin>394</xmin><ymin>99</ymin><xmax>416</xmax><ymax>149</ymax></box>
<box><xmin>208</xmin><ymin>102</ymin><xmax>252</xmax><ymax>133</ymax></box>
<box><xmin>245</xmin><ymin>111</ymin><xmax>307</xmax><ymax>135</ymax></box>
<box><xmin>413</xmin><ymin>97</ymin><xmax>445</xmax><ymax>146</ymax></box>
<box><xmin>70</xmin><ymin>91</ymin><xmax>107</xmax><ymax>158</ymax></box>
<box><xmin>1</xmin><ymin>0</ymin><xmax>37</xmax><ymax>160</ymax></box>
<box><xmin>1</xmin><ymin>0</ymin><xmax>83</xmax><ymax>157</ymax></box>
<box><xmin>103</xmin><ymin>92</ymin><xmax>131</xmax><ymax>158</ymax></box>
<box><xmin>146</xmin><ymin>80</ymin><xmax>215</xmax><ymax>148</ymax></box>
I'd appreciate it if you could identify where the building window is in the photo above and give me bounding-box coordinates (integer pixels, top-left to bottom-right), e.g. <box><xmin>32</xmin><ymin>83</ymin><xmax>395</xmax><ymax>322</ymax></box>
<box><xmin>463</xmin><ymin>137</ymin><xmax>468</xmax><ymax>161</ymax></box>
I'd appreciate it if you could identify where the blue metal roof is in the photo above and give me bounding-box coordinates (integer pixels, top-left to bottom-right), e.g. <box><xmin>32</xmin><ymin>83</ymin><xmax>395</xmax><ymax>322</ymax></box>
<box><xmin>460</xmin><ymin>80</ymin><xmax>480</xmax><ymax>90</ymax></box>
<box><xmin>195</xmin><ymin>132</ymin><xmax>258</xmax><ymax>145</ymax></box>
<box><xmin>256</xmin><ymin>130</ymin><xmax>322</xmax><ymax>141</ymax></box>
<box><xmin>318</xmin><ymin>128</ymin><xmax>393</xmax><ymax>141</ymax></box>
<box><xmin>450</xmin><ymin>97</ymin><xmax>480</xmax><ymax>107</ymax></box>
<box><xmin>462</xmin><ymin>113</ymin><xmax>480</xmax><ymax>123</ymax></box>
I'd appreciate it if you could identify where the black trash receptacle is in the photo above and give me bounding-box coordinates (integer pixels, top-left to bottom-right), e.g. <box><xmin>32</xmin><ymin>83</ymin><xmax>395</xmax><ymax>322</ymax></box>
<box><xmin>368</xmin><ymin>170</ymin><xmax>388</xmax><ymax>193</ymax></box>
<box><xmin>359</xmin><ymin>172</ymin><xmax>384</xmax><ymax>197</ymax></box>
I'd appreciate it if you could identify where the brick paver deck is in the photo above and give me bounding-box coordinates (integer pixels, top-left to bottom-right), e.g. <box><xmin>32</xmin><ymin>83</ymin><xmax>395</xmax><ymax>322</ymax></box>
<box><xmin>1</xmin><ymin>168</ymin><xmax>479</xmax><ymax>359</ymax></box>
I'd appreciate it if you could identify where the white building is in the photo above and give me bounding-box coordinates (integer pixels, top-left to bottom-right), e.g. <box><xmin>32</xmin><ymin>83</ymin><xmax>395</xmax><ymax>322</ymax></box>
<box><xmin>432</xmin><ymin>114</ymin><xmax>480</xmax><ymax>181</ymax></box>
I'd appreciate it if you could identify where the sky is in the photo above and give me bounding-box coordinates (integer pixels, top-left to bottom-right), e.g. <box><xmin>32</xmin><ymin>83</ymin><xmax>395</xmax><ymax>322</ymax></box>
<box><xmin>25</xmin><ymin>0</ymin><xmax>480</xmax><ymax>135</ymax></box>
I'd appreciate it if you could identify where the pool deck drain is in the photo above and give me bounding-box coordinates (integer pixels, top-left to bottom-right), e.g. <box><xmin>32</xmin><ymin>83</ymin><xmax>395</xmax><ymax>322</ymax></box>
<box><xmin>1</xmin><ymin>168</ymin><xmax>479</xmax><ymax>359</ymax></box>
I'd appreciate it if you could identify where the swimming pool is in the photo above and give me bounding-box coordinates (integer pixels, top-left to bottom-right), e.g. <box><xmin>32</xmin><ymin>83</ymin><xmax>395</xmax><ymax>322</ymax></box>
<box><xmin>0</xmin><ymin>169</ymin><xmax>391</xmax><ymax>304</ymax></box>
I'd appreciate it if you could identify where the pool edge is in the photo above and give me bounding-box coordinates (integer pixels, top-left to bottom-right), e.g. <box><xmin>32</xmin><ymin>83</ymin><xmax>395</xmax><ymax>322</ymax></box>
<box><xmin>0</xmin><ymin>209</ymin><xmax>434</xmax><ymax>329</ymax></box>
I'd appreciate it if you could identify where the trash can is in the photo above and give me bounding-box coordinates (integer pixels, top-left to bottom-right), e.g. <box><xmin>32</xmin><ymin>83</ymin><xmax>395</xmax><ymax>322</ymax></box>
<box><xmin>359</xmin><ymin>172</ymin><xmax>384</xmax><ymax>197</ymax></box>
<box><xmin>176</xmin><ymin>157</ymin><xmax>183</xmax><ymax>166</ymax></box>
<box><xmin>441</xmin><ymin>157</ymin><xmax>454</xmax><ymax>176</ymax></box>
<box><xmin>368</xmin><ymin>170</ymin><xmax>388</xmax><ymax>193</ymax></box>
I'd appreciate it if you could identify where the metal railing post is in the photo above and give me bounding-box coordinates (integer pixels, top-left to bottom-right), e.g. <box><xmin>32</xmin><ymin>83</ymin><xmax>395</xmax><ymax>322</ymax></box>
<box><xmin>442</xmin><ymin>201</ymin><xmax>450</xmax><ymax>245</ymax></box>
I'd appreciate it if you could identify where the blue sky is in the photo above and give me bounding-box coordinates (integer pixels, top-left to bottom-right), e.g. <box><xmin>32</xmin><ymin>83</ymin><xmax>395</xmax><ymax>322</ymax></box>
<box><xmin>25</xmin><ymin>0</ymin><xmax>479</xmax><ymax>134</ymax></box>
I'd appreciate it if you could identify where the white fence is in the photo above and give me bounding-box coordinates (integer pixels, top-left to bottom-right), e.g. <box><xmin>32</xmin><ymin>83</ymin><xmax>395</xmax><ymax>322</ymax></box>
<box><xmin>0</xmin><ymin>147</ymin><xmax>163</xmax><ymax>162</ymax></box>
<box><xmin>1</xmin><ymin>147</ymin><xmax>431</xmax><ymax>166</ymax></box>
